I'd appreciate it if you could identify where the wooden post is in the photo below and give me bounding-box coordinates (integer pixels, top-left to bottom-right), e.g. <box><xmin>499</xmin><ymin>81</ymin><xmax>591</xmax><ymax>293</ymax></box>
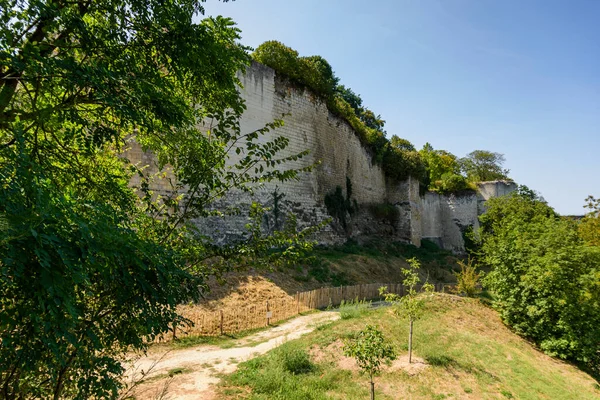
<box><xmin>408</xmin><ymin>319</ymin><xmax>413</xmax><ymax>364</ymax></box>
<box><xmin>266</xmin><ymin>301</ymin><xmax>270</xmax><ymax>326</ymax></box>
<box><xmin>219</xmin><ymin>310</ymin><xmax>224</xmax><ymax>336</ymax></box>
<box><xmin>296</xmin><ymin>292</ymin><xmax>300</xmax><ymax>315</ymax></box>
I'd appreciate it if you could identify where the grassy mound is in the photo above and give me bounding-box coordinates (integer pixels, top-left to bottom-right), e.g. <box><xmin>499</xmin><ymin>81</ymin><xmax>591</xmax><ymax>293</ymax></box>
<box><xmin>218</xmin><ymin>294</ymin><xmax>600</xmax><ymax>399</ymax></box>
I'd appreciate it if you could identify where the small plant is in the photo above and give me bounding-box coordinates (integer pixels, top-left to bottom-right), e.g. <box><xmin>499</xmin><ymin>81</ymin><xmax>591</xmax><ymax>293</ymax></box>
<box><xmin>276</xmin><ymin>345</ymin><xmax>314</xmax><ymax>375</ymax></box>
<box><xmin>339</xmin><ymin>298</ymin><xmax>371</xmax><ymax>319</ymax></box>
<box><xmin>454</xmin><ymin>257</ymin><xmax>482</xmax><ymax>297</ymax></box>
<box><xmin>379</xmin><ymin>257</ymin><xmax>434</xmax><ymax>363</ymax></box>
<box><xmin>343</xmin><ymin>325</ymin><xmax>396</xmax><ymax>400</ymax></box>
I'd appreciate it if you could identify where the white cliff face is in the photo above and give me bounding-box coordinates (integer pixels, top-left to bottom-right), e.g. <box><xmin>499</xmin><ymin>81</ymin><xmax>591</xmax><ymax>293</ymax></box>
<box><xmin>124</xmin><ymin>61</ymin><xmax>517</xmax><ymax>251</ymax></box>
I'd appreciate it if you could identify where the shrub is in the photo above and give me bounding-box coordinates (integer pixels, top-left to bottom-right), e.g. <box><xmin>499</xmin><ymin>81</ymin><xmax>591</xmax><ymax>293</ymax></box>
<box><xmin>453</xmin><ymin>258</ymin><xmax>482</xmax><ymax>297</ymax></box>
<box><xmin>253</xmin><ymin>40</ymin><xmax>301</xmax><ymax>82</ymax></box>
<box><xmin>440</xmin><ymin>173</ymin><xmax>469</xmax><ymax>193</ymax></box>
<box><xmin>276</xmin><ymin>346</ymin><xmax>314</xmax><ymax>375</ymax></box>
<box><xmin>253</xmin><ymin>41</ymin><xmax>337</xmax><ymax>99</ymax></box>
<box><xmin>481</xmin><ymin>190</ymin><xmax>600</xmax><ymax>368</ymax></box>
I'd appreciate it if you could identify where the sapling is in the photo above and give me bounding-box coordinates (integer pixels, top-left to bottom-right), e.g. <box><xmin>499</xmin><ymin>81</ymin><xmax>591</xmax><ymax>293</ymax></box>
<box><xmin>343</xmin><ymin>325</ymin><xmax>396</xmax><ymax>400</ymax></box>
<box><xmin>379</xmin><ymin>257</ymin><xmax>434</xmax><ymax>363</ymax></box>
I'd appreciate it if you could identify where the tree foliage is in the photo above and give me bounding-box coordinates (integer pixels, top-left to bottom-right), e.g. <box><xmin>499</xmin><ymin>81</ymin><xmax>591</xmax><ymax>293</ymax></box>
<box><xmin>379</xmin><ymin>258</ymin><xmax>433</xmax><ymax>363</ymax></box>
<box><xmin>460</xmin><ymin>150</ymin><xmax>510</xmax><ymax>182</ymax></box>
<box><xmin>419</xmin><ymin>143</ymin><xmax>467</xmax><ymax>193</ymax></box>
<box><xmin>480</xmin><ymin>187</ymin><xmax>600</xmax><ymax>372</ymax></box>
<box><xmin>0</xmin><ymin>1</ymin><xmax>315</xmax><ymax>398</ymax></box>
<box><xmin>579</xmin><ymin>195</ymin><xmax>600</xmax><ymax>247</ymax></box>
<box><xmin>343</xmin><ymin>324</ymin><xmax>396</xmax><ymax>400</ymax></box>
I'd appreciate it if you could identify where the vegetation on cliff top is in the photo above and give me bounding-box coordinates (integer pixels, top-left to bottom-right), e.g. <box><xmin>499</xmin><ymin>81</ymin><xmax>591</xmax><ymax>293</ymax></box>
<box><xmin>252</xmin><ymin>40</ymin><xmax>510</xmax><ymax>192</ymax></box>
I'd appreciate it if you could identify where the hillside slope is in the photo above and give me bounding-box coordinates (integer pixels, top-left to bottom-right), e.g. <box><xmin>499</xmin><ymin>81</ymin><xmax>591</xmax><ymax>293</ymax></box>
<box><xmin>219</xmin><ymin>294</ymin><xmax>600</xmax><ymax>399</ymax></box>
<box><xmin>186</xmin><ymin>241</ymin><xmax>459</xmax><ymax>313</ymax></box>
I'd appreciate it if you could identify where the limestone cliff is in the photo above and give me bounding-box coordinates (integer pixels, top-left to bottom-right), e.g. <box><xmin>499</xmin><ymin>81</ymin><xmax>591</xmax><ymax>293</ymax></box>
<box><xmin>124</xmin><ymin>61</ymin><xmax>516</xmax><ymax>252</ymax></box>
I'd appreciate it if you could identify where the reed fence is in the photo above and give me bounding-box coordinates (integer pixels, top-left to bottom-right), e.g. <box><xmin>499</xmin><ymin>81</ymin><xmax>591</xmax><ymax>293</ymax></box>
<box><xmin>157</xmin><ymin>282</ymin><xmax>455</xmax><ymax>342</ymax></box>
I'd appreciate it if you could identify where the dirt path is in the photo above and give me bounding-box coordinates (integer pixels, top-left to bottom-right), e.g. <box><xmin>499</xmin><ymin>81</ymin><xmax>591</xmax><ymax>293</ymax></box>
<box><xmin>123</xmin><ymin>311</ymin><xmax>339</xmax><ymax>399</ymax></box>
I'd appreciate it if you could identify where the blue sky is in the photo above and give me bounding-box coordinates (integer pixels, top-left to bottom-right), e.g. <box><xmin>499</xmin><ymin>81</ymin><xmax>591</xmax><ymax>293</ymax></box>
<box><xmin>204</xmin><ymin>0</ymin><xmax>600</xmax><ymax>215</ymax></box>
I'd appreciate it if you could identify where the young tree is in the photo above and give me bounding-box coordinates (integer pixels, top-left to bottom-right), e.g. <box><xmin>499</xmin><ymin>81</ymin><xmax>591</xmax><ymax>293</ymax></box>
<box><xmin>343</xmin><ymin>325</ymin><xmax>396</xmax><ymax>400</ymax></box>
<box><xmin>0</xmin><ymin>1</ymin><xmax>313</xmax><ymax>398</ymax></box>
<box><xmin>379</xmin><ymin>258</ymin><xmax>433</xmax><ymax>363</ymax></box>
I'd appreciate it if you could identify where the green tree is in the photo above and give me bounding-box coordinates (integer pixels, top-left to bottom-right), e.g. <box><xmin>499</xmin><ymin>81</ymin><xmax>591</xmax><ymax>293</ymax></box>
<box><xmin>252</xmin><ymin>41</ymin><xmax>339</xmax><ymax>99</ymax></box>
<box><xmin>0</xmin><ymin>1</ymin><xmax>313</xmax><ymax>398</ymax></box>
<box><xmin>480</xmin><ymin>188</ymin><xmax>600</xmax><ymax>372</ymax></box>
<box><xmin>379</xmin><ymin>258</ymin><xmax>433</xmax><ymax>363</ymax></box>
<box><xmin>360</xmin><ymin>108</ymin><xmax>385</xmax><ymax>132</ymax></box>
<box><xmin>460</xmin><ymin>150</ymin><xmax>510</xmax><ymax>182</ymax></box>
<box><xmin>579</xmin><ymin>195</ymin><xmax>600</xmax><ymax>247</ymax></box>
<box><xmin>419</xmin><ymin>143</ymin><xmax>467</xmax><ymax>192</ymax></box>
<box><xmin>299</xmin><ymin>55</ymin><xmax>339</xmax><ymax>98</ymax></box>
<box><xmin>382</xmin><ymin>136</ymin><xmax>426</xmax><ymax>182</ymax></box>
<box><xmin>343</xmin><ymin>325</ymin><xmax>396</xmax><ymax>400</ymax></box>
<box><xmin>335</xmin><ymin>84</ymin><xmax>363</xmax><ymax>116</ymax></box>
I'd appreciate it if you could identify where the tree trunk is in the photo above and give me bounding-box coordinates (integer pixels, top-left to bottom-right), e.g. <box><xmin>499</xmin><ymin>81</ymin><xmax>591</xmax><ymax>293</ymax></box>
<box><xmin>370</xmin><ymin>375</ymin><xmax>375</xmax><ymax>400</ymax></box>
<box><xmin>408</xmin><ymin>318</ymin><xmax>414</xmax><ymax>364</ymax></box>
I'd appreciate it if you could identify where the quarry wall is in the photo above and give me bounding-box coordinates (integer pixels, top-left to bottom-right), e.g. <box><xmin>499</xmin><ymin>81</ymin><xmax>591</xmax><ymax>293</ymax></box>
<box><xmin>124</xmin><ymin>61</ymin><xmax>516</xmax><ymax>252</ymax></box>
<box><xmin>188</xmin><ymin>62</ymin><xmax>423</xmax><ymax>246</ymax></box>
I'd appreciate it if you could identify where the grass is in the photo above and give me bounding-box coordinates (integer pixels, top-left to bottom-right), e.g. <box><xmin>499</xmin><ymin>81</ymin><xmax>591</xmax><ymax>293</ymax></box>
<box><xmin>299</xmin><ymin>239</ymin><xmax>460</xmax><ymax>288</ymax></box>
<box><xmin>338</xmin><ymin>297</ymin><xmax>371</xmax><ymax>320</ymax></box>
<box><xmin>218</xmin><ymin>294</ymin><xmax>600</xmax><ymax>399</ymax></box>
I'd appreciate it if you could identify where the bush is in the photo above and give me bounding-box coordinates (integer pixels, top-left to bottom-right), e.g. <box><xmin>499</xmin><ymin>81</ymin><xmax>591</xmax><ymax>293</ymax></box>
<box><xmin>440</xmin><ymin>173</ymin><xmax>469</xmax><ymax>193</ymax></box>
<box><xmin>276</xmin><ymin>346</ymin><xmax>314</xmax><ymax>375</ymax></box>
<box><xmin>453</xmin><ymin>258</ymin><xmax>481</xmax><ymax>297</ymax></box>
<box><xmin>253</xmin><ymin>41</ymin><xmax>337</xmax><ymax>100</ymax></box>
<box><xmin>253</xmin><ymin>40</ymin><xmax>302</xmax><ymax>82</ymax></box>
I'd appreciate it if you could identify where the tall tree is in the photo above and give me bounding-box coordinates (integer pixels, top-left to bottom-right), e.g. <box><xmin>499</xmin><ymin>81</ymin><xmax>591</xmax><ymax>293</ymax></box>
<box><xmin>460</xmin><ymin>150</ymin><xmax>510</xmax><ymax>182</ymax></box>
<box><xmin>0</xmin><ymin>1</ymin><xmax>311</xmax><ymax>398</ymax></box>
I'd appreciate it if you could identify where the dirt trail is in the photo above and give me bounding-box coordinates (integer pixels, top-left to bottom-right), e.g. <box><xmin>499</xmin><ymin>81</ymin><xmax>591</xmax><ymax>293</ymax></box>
<box><xmin>123</xmin><ymin>311</ymin><xmax>339</xmax><ymax>399</ymax></box>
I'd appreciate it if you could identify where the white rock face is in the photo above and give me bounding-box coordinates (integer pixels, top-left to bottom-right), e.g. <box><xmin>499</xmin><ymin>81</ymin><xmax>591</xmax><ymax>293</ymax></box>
<box><xmin>124</xmin><ymin>62</ymin><xmax>517</xmax><ymax>251</ymax></box>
